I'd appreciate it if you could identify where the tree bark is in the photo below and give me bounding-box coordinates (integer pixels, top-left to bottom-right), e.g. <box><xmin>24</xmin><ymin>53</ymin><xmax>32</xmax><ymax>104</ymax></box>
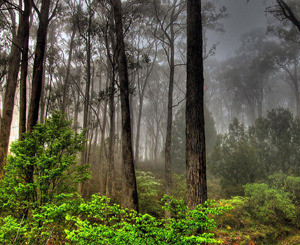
<box><xmin>186</xmin><ymin>0</ymin><xmax>207</xmax><ymax>209</ymax></box>
<box><xmin>0</xmin><ymin>0</ymin><xmax>32</xmax><ymax>177</ymax></box>
<box><xmin>27</xmin><ymin>0</ymin><xmax>51</xmax><ymax>132</ymax></box>
<box><xmin>111</xmin><ymin>0</ymin><xmax>138</xmax><ymax>211</ymax></box>
<box><xmin>19</xmin><ymin>0</ymin><xmax>32</xmax><ymax>140</ymax></box>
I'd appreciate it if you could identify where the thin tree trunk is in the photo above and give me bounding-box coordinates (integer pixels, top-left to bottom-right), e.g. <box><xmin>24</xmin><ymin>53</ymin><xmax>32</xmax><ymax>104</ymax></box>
<box><xmin>186</xmin><ymin>0</ymin><xmax>207</xmax><ymax>209</ymax></box>
<box><xmin>112</xmin><ymin>0</ymin><xmax>138</xmax><ymax>211</ymax></box>
<box><xmin>62</xmin><ymin>28</ymin><xmax>76</xmax><ymax>114</ymax></box>
<box><xmin>164</xmin><ymin>22</ymin><xmax>175</xmax><ymax>217</ymax></box>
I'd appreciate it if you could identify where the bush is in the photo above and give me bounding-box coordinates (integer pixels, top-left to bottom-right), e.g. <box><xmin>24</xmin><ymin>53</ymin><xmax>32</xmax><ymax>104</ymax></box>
<box><xmin>136</xmin><ymin>171</ymin><xmax>163</xmax><ymax>216</ymax></box>
<box><xmin>0</xmin><ymin>112</ymin><xmax>90</xmax><ymax>244</ymax></box>
<box><xmin>244</xmin><ymin>182</ymin><xmax>297</xmax><ymax>225</ymax></box>
<box><xmin>65</xmin><ymin>194</ymin><xmax>231</xmax><ymax>244</ymax></box>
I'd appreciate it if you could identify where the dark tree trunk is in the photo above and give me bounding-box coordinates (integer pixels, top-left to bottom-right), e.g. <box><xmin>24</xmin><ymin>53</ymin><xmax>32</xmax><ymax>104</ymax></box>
<box><xmin>106</xmin><ymin>65</ymin><xmax>116</xmax><ymax>198</ymax></box>
<box><xmin>0</xmin><ymin>0</ymin><xmax>32</xmax><ymax>177</ymax></box>
<box><xmin>165</xmin><ymin>22</ymin><xmax>175</xmax><ymax>209</ymax></box>
<box><xmin>186</xmin><ymin>0</ymin><xmax>207</xmax><ymax>209</ymax></box>
<box><xmin>112</xmin><ymin>0</ymin><xmax>138</xmax><ymax>211</ymax></box>
<box><xmin>19</xmin><ymin>0</ymin><xmax>32</xmax><ymax>140</ymax></box>
<box><xmin>27</xmin><ymin>0</ymin><xmax>51</xmax><ymax>132</ymax></box>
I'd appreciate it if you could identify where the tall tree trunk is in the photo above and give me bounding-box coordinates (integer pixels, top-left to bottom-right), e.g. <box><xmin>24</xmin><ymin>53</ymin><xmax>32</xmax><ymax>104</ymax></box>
<box><xmin>62</xmin><ymin>28</ymin><xmax>76</xmax><ymax>114</ymax></box>
<box><xmin>27</xmin><ymin>0</ymin><xmax>51</xmax><ymax>132</ymax></box>
<box><xmin>165</xmin><ymin>22</ymin><xmax>175</xmax><ymax>214</ymax></box>
<box><xmin>293</xmin><ymin>60</ymin><xmax>299</xmax><ymax>118</ymax></box>
<box><xmin>186</xmin><ymin>0</ymin><xmax>207</xmax><ymax>209</ymax></box>
<box><xmin>81</xmin><ymin>29</ymin><xmax>92</xmax><ymax>166</ymax></box>
<box><xmin>19</xmin><ymin>0</ymin><xmax>32</xmax><ymax>140</ymax></box>
<box><xmin>106</xmin><ymin>64</ymin><xmax>116</xmax><ymax>198</ymax></box>
<box><xmin>0</xmin><ymin>0</ymin><xmax>31</xmax><ymax>177</ymax></box>
<box><xmin>79</xmin><ymin>15</ymin><xmax>92</xmax><ymax>196</ymax></box>
<box><xmin>112</xmin><ymin>0</ymin><xmax>138</xmax><ymax>211</ymax></box>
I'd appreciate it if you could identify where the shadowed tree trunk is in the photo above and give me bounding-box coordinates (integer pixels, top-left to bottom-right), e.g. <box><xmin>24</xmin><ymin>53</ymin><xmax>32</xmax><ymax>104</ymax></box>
<box><xmin>27</xmin><ymin>0</ymin><xmax>52</xmax><ymax>132</ymax></box>
<box><xmin>0</xmin><ymin>0</ymin><xmax>32</xmax><ymax>177</ymax></box>
<box><xmin>186</xmin><ymin>0</ymin><xmax>207</xmax><ymax>209</ymax></box>
<box><xmin>19</xmin><ymin>0</ymin><xmax>32</xmax><ymax>140</ymax></box>
<box><xmin>111</xmin><ymin>0</ymin><xmax>138</xmax><ymax>211</ymax></box>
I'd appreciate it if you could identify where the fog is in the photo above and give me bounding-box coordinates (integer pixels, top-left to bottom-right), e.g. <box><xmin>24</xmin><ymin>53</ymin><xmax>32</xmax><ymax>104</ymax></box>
<box><xmin>0</xmin><ymin>0</ymin><xmax>299</xmax><ymax>243</ymax></box>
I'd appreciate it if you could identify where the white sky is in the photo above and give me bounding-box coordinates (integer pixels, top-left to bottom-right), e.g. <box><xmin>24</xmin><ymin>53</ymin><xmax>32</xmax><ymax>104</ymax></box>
<box><xmin>208</xmin><ymin>0</ymin><xmax>269</xmax><ymax>60</ymax></box>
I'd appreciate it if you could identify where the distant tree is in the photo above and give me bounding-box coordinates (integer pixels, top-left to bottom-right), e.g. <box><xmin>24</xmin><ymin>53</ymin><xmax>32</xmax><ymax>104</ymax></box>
<box><xmin>209</xmin><ymin>108</ymin><xmax>300</xmax><ymax>196</ymax></box>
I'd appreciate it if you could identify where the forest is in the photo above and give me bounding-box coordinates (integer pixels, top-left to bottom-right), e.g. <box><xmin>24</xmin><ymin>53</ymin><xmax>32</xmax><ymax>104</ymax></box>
<box><xmin>0</xmin><ymin>0</ymin><xmax>299</xmax><ymax>244</ymax></box>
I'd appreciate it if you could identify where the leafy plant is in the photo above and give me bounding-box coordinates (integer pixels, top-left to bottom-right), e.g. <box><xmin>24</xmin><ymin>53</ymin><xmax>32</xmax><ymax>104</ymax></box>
<box><xmin>65</xmin><ymin>194</ymin><xmax>231</xmax><ymax>244</ymax></box>
<box><xmin>0</xmin><ymin>112</ymin><xmax>90</xmax><ymax>244</ymax></box>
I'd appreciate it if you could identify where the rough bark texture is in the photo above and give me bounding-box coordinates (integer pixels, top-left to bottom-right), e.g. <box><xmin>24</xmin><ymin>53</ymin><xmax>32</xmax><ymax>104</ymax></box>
<box><xmin>112</xmin><ymin>0</ymin><xmax>138</xmax><ymax>211</ymax></box>
<box><xmin>186</xmin><ymin>0</ymin><xmax>207</xmax><ymax>209</ymax></box>
<box><xmin>0</xmin><ymin>0</ymin><xmax>31</xmax><ymax>177</ymax></box>
<box><xmin>27</xmin><ymin>0</ymin><xmax>51</xmax><ymax>132</ymax></box>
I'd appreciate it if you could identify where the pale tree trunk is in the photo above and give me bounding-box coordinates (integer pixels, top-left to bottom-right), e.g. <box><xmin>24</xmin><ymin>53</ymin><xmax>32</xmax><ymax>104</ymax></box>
<box><xmin>62</xmin><ymin>28</ymin><xmax>76</xmax><ymax>114</ymax></box>
<box><xmin>79</xmin><ymin>30</ymin><xmax>92</xmax><ymax>196</ymax></box>
<box><xmin>186</xmin><ymin>0</ymin><xmax>207</xmax><ymax>209</ymax></box>
<box><xmin>164</xmin><ymin>21</ymin><xmax>175</xmax><ymax>216</ymax></box>
<box><xmin>111</xmin><ymin>0</ymin><xmax>138</xmax><ymax>211</ymax></box>
<box><xmin>135</xmin><ymin>46</ymin><xmax>157</xmax><ymax>164</ymax></box>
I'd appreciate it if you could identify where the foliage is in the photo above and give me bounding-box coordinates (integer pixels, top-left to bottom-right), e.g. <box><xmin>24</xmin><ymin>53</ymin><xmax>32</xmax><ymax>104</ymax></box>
<box><xmin>65</xmin><ymin>194</ymin><xmax>230</xmax><ymax>245</ymax></box>
<box><xmin>136</xmin><ymin>170</ymin><xmax>163</xmax><ymax>216</ymax></box>
<box><xmin>209</xmin><ymin>108</ymin><xmax>300</xmax><ymax>196</ymax></box>
<box><xmin>244</xmin><ymin>183</ymin><xmax>296</xmax><ymax>225</ymax></box>
<box><xmin>208</xmin><ymin>119</ymin><xmax>260</xmax><ymax>196</ymax></box>
<box><xmin>214</xmin><ymin>175</ymin><xmax>299</xmax><ymax>244</ymax></box>
<box><xmin>0</xmin><ymin>193</ymin><xmax>230</xmax><ymax>244</ymax></box>
<box><xmin>0</xmin><ymin>112</ymin><xmax>89</xmax><ymax>217</ymax></box>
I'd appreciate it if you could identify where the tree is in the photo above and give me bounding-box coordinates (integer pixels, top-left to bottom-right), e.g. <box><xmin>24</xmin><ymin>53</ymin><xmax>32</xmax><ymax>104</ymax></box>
<box><xmin>171</xmin><ymin>105</ymin><xmax>217</xmax><ymax>175</ymax></box>
<box><xmin>209</xmin><ymin>108</ymin><xmax>300</xmax><ymax>196</ymax></box>
<box><xmin>151</xmin><ymin>0</ymin><xmax>185</xmax><ymax>204</ymax></box>
<box><xmin>0</xmin><ymin>0</ymin><xmax>32</xmax><ymax>178</ymax></box>
<box><xmin>27</xmin><ymin>0</ymin><xmax>58</xmax><ymax>132</ymax></box>
<box><xmin>186</xmin><ymin>0</ymin><xmax>207</xmax><ymax>208</ymax></box>
<box><xmin>111</xmin><ymin>0</ymin><xmax>138</xmax><ymax>211</ymax></box>
<box><xmin>266</xmin><ymin>0</ymin><xmax>300</xmax><ymax>32</ymax></box>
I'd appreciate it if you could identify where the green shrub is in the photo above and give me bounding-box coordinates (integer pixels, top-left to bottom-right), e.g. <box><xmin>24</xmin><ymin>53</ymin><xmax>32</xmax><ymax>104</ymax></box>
<box><xmin>136</xmin><ymin>171</ymin><xmax>163</xmax><ymax>217</ymax></box>
<box><xmin>0</xmin><ymin>112</ymin><xmax>89</xmax><ymax>244</ymax></box>
<box><xmin>65</xmin><ymin>194</ymin><xmax>231</xmax><ymax>244</ymax></box>
<box><xmin>244</xmin><ymin>183</ymin><xmax>297</xmax><ymax>225</ymax></box>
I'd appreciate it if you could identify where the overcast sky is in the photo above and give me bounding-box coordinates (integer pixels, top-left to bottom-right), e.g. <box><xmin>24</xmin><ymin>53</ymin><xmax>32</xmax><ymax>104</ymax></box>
<box><xmin>208</xmin><ymin>0</ymin><xmax>269</xmax><ymax>60</ymax></box>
